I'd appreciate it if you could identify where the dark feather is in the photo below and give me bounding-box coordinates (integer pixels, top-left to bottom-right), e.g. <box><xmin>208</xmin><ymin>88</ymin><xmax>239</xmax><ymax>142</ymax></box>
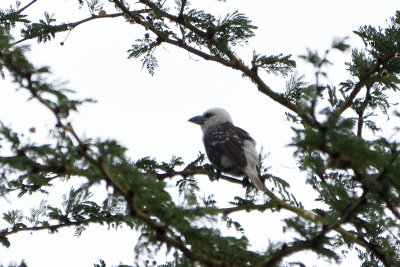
<box><xmin>203</xmin><ymin>122</ymin><xmax>254</xmax><ymax>176</ymax></box>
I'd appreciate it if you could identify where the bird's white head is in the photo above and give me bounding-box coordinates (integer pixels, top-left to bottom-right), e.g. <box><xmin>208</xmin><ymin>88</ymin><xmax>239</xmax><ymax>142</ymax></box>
<box><xmin>188</xmin><ymin>108</ymin><xmax>233</xmax><ymax>133</ymax></box>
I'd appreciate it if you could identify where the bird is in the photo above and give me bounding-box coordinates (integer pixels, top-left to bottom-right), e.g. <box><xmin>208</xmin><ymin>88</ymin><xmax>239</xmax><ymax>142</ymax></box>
<box><xmin>188</xmin><ymin>108</ymin><xmax>267</xmax><ymax>192</ymax></box>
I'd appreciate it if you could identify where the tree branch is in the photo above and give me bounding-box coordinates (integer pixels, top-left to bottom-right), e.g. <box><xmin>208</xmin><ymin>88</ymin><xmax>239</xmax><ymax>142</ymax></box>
<box><xmin>1</xmin><ymin>49</ymin><xmax>231</xmax><ymax>266</ymax></box>
<box><xmin>157</xmin><ymin>169</ymin><xmax>244</xmax><ymax>185</ymax></box>
<box><xmin>113</xmin><ymin>0</ymin><xmax>318</xmax><ymax>128</ymax></box>
<box><xmin>258</xmin><ymin>191</ymin><xmax>373</xmax><ymax>267</ymax></box>
<box><xmin>1</xmin><ymin>219</ymin><xmax>87</xmax><ymax>238</ymax></box>
<box><xmin>4</xmin><ymin>4</ymin><xmax>400</xmax><ymax>265</ymax></box>
<box><xmin>16</xmin><ymin>0</ymin><xmax>37</xmax><ymax>14</ymax></box>
<box><xmin>356</xmin><ymin>86</ymin><xmax>371</xmax><ymax>137</ymax></box>
<box><xmin>357</xmin><ymin>235</ymin><xmax>392</xmax><ymax>267</ymax></box>
<box><xmin>157</xmin><ymin>155</ymin><xmax>395</xmax><ymax>265</ymax></box>
<box><xmin>218</xmin><ymin>202</ymin><xmax>274</xmax><ymax>215</ymax></box>
<box><xmin>333</xmin><ymin>51</ymin><xmax>396</xmax><ymax>118</ymax></box>
<box><xmin>12</xmin><ymin>10</ymin><xmax>148</xmax><ymax>46</ymax></box>
<box><xmin>0</xmin><ymin>215</ymin><xmax>125</xmax><ymax>239</ymax></box>
<box><xmin>257</xmin><ymin>235</ymin><xmax>329</xmax><ymax>267</ymax></box>
<box><xmin>178</xmin><ymin>0</ymin><xmax>187</xmax><ymax>19</ymax></box>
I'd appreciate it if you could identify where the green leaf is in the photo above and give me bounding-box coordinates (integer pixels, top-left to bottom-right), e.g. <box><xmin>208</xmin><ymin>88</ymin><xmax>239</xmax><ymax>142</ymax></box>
<box><xmin>0</xmin><ymin>236</ymin><xmax>10</xmax><ymax>248</ymax></box>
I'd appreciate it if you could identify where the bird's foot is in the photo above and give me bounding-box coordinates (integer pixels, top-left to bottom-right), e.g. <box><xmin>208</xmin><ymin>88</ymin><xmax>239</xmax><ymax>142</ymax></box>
<box><xmin>214</xmin><ymin>169</ymin><xmax>221</xmax><ymax>181</ymax></box>
<box><xmin>242</xmin><ymin>176</ymin><xmax>251</xmax><ymax>187</ymax></box>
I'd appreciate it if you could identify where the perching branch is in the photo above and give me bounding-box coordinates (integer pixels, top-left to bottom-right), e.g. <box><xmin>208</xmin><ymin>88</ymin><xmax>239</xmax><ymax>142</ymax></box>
<box><xmin>157</xmin><ymin>169</ymin><xmax>244</xmax><ymax>185</ymax></box>
<box><xmin>0</xmin><ymin>48</ymin><xmax>232</xmax><ymax>267</ymax></box>
<box><xmin>1</xmin><ymin>44</ymin><xmax>377</xmax><ymax>264</ymax></box>
<box><xmin>3</xmin><ymin>4</ymin><xmax>400</xmax><ymax>266</ymax></box>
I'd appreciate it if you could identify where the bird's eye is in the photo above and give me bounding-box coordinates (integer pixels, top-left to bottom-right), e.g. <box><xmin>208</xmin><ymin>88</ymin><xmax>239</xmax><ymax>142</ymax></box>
<box><xmin>204</xmin><ymin>112</ymin><xmax>214</xmax><ymax>119</ymax></box>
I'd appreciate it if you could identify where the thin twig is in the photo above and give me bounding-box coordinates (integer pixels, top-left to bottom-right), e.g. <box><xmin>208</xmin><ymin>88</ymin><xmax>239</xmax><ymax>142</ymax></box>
<box><xmin>178</xmin><ymin>0</ymin><xmax>187</xmax><ymax>19</ymax></box>
<box><xmin>334</xmin><ymin>51</ymin><xmax>396</xmax><ymax>118</ymax></box>
<box><xmin>357</xmin><ymin>86</ymin><xmax>371</xmax><ymax>137</ymax></box>
<box><xmin>157</xmin><ymin>169</ymin><xmax>244</xmax><ymax>185</ymax></box>
<box><xmin>0</xmin><ymin>216</ymin><xmax>125</xmax><ymax>239</ymax></box>
<box><xmin>218</xmin><ymin>202</ymin><xmax>274</xmax><ymax>215</ymax></box>
<box><xmin>16</xmin><ymin>0</ymin><xmax>37</xmax><ymax>14</ymax></box>
<box><xmin>12</xmin><ymin>10</ymin><xmax>148</xmax><ymax>46</ymax></box>
<box><xmin>310</xmin><ymin>50</ymin><xmax>330</xmax><ymax>127</ymax></box>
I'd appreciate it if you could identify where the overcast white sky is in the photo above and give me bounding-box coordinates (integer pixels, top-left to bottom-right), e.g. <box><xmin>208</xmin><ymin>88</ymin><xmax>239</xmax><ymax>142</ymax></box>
<box><xmin>1</xmin><ymin>0</ymin><xmax>400</xmax><ymax>266</ymax></box>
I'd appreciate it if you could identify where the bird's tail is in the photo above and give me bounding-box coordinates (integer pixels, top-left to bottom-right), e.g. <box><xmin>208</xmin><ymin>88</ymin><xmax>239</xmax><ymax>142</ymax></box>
<box><xmin>245</xmin><ymin>164</ymin><xmax>267</xmax><ymax>192</ymax></box>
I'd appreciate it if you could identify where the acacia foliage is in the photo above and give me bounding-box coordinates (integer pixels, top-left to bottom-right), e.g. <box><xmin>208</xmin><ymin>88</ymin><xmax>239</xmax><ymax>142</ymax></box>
<box><xmin>1</xmin><ymin>1</ymin><xmax>400</xmax><ymax>266</ymax></box>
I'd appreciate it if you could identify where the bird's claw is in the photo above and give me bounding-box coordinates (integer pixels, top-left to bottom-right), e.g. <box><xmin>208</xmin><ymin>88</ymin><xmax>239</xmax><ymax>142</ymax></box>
<box><xmin>242</xmin><ymin>176</ymin><xmax>251</xmax><ymax>187</ymax></box>
<box><xmin>214</xmin><ymin>169</ymin><xmax>221</xmax><ymax>180</ymax></box>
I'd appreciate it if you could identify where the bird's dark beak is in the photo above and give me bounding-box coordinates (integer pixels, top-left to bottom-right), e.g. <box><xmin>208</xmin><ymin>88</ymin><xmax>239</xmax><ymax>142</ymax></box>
<box><xmin>188</xmin><ymin>115</ymin><xmax>205</xmax><ymax>125</ymax></box>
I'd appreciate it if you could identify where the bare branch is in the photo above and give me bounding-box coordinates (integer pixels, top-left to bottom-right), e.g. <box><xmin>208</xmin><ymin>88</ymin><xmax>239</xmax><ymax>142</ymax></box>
<box><xmin>16</xmin><ymin>0</ymin><xmax>37</xmax><ymax>14</ymax></box>
<box><xmin>178</xmin><ymin>0</ymin><xmax>187</xmax><ymax>19</ymax></box>
<box><xmin>219</xmin><ymin>202</ymin><xmax>274</xmax><ymax>215</ymax></box>
<box><xmin>157</xmin><ymin>169</ymin><xmax>244</xmax><ymax>185</ymax></box>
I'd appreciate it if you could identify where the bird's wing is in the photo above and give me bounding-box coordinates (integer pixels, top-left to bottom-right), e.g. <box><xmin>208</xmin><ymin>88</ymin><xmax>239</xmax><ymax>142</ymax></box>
<box><xmin>204</xmin><ymin>122</ymin><xmax>267</xmax><ymax>192</ymax></box>
<box><xmin>204</xmin><ymin>122</ymin><xmax>254</xmax><ymax>169</ymax></box>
